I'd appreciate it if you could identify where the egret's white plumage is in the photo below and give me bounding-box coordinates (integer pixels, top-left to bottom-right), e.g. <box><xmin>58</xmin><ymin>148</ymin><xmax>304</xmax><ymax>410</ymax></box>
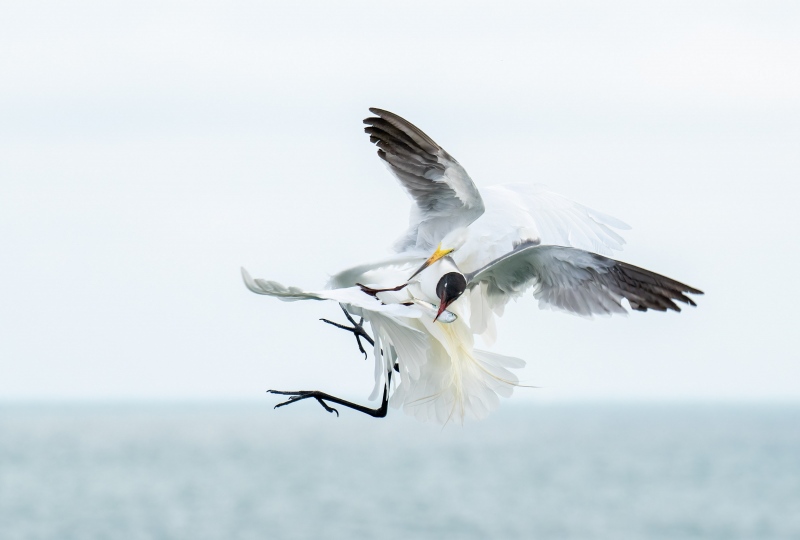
<box><xmin>243</xmin><ymin>108</ymin><xmax>702</xmax><ymax>424</ymax></box>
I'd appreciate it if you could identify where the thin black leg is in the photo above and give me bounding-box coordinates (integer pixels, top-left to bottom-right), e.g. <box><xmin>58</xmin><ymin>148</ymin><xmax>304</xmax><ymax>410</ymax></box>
<box><xmin>268</xmin><ymin>373</ymin><xmax>391</xmax><ymax>418</ymax></box>
<box><xmin>268</xmin><ymin>305</ymin><xmax>392</xmax><ymax>418</ymax></box>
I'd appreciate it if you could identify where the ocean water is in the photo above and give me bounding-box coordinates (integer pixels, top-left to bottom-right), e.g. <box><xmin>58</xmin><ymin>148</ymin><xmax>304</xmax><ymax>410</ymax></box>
<box><xmin>1</xmin><ymin>402</ymin><xmax>798</xmax><ymax>540</ymax></box>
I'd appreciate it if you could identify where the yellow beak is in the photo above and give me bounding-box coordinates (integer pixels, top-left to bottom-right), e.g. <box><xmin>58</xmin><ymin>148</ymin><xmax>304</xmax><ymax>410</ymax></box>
<box><xmin>409</xmin><ymin>244</ymin><xmax>454</xmax><ymax>280</ymax></box>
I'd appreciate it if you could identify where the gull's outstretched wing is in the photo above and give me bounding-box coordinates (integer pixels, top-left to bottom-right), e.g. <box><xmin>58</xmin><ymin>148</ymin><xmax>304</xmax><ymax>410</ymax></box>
<box><xmin>364</xmin><ymin>108</ymin><xmax>485</xmax><ymax>252</ymax></box>
<box><xmin>455</xmin><ymin>184</ymin><xmax>632</xmax><ymax>275</ymax></box>
<box><xmin>482</xmin><ymin>184</ymin><xmax>630</xmax><ymax>256</ymax></box>
<box><xmin>465</xmin><ymin>242</ymin><xmax>703</xmax><ymax>317</ymax></box>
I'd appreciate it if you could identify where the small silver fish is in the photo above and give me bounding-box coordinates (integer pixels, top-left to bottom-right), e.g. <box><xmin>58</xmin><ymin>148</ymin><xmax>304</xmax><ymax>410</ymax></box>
<box><xmin>411</xmin><ymin>299</ymin><xmax>458</xmax><ymax>324</ymax></box>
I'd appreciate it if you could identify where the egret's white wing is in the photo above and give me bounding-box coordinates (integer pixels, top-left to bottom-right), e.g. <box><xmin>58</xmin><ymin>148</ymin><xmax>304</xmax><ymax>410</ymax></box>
<box><xmin>368</xmin><ymin>312</ymin><xmax>430</xmax><ymax>401</ymax></box>
<box><xmin>241</xmin><ymin>267</ymin><xmax>422</xmax><ymax>318</ymax></box>
<box><xmin>466</xmin><ymin>242</ymin><xmax>703</xmax><ymax>317</ymax></box>
<box><xmin>243</xmin><ymin>268</ymin><xmax>434</xmax><ymax>404</ymax></box>
<box><xmin>364</xmin><ymin>108</ymin><xmax>485</xmax><ymax>252</ymax></box>
<box><xmin>242</xmin><ymin>267</ymin><xmax>324</xmax><ymax>301</ymax></box>
<box><xmin>326</xmin><ymin>253</ymin><xmax>424</xmax><ymax>290</ymax></box>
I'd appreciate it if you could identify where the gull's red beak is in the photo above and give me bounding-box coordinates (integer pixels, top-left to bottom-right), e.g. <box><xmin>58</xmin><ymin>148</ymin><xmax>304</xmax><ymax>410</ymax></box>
<box><xmin>433</xmin><ymin>292</ymin><xmax>449</xmax><ymax>323</ymax></box>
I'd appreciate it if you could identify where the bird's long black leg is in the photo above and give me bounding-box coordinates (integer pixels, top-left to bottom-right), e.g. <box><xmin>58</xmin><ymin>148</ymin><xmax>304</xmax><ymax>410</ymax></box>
<box><xmin>268</xmin><ymin>369</ymin><xmax>392</xmax><ymax>418</ymax></box>
<box><xmin>320</xmin><ymin>304</ymin><xmax>374</xmax><ymax>359</ymax></box>
<box><xmin>268</xmin><ymin>305</ymin><xmax>394</xmax><ymax>418</ymax></box>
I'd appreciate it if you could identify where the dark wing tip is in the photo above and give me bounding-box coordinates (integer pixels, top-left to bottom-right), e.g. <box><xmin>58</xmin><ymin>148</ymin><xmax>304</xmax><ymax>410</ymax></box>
<box><xmin>365</xmin><ymin>108</ymin><xmax>393</xmax><ymax>124</ymax></box>
<box><xmin>363</xmin><ymin>108</ymin><xmax>441</xmax><ymax>154</ymax></box>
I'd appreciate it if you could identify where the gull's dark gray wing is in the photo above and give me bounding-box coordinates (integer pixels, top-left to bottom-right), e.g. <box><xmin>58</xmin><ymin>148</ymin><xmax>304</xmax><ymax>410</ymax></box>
<box><xmin>466</xmin><ymin>241</ymin><xmax>703</xmax><ymax>316</ymax></box>
<box><xmin>364</xmin><ymin>108</ymin><xmax>485</xmax><ymax>252</ymax></box>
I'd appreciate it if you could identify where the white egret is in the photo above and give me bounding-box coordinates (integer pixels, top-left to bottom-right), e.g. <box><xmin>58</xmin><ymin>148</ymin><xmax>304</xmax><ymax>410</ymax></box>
<box><xmin>242</xmin><ymin>108</ymin><xmax>702</xmax><ymax>423</ymax></box>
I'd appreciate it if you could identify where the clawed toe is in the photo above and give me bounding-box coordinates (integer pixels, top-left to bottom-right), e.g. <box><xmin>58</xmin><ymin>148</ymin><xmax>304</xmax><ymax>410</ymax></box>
<box><xmin>266</xmin><ymin>306</ymin><xmax>390</xmax><ymax>419</ymax></box>
<box><xmin>313</xmin><ymin>397</ymin><xmax>339</xmax><ymax>416</ymax></box>
<box><xmin>267</xmin><ymin>389</ymin><xmax>340</xmax><ymax>416</ymax></box>
<box><xmin>320</xmin><ymin>305</ymin><xmax>375</xmax><ymax>359</ymax></box>
<box><xmin>266</xmin><ymin>380</ymin><xmax>390</xmax><ymax>419</ymax></box>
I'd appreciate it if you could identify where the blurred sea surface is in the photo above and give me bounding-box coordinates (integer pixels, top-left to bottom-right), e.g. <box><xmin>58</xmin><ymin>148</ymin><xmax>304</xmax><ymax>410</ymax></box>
<box><xmin>1</xmin><ymin>401</ymin><xmax>799</xmax><ymax>540</ymax></box>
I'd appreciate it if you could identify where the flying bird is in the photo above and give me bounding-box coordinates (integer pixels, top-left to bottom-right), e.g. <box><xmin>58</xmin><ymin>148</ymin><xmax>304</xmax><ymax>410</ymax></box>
<box><xmin>242</xmin><ymin>108</ymin><xmax>702</xmax><ymax>424</ymax></box>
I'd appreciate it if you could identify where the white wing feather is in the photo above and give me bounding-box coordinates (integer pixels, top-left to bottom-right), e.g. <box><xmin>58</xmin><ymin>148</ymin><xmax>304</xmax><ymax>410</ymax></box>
<box><xmin>454</xmin><ymin>184</ymin><xmax>631</xmax><ymax>275</ymax></box>
<box><xmin>499</xmin><ymin>183</ymin><xmax>630</xmax><ymax>255</ymax></box>
<box><xmin>241</xmin><ymin>267</ymin><xmax>422</xmax><ymax>318</ymax></box>
<box><xmin>367</xmin><ymin>313</ymin><xmax>430</xmax><ymax>401</ymax></box>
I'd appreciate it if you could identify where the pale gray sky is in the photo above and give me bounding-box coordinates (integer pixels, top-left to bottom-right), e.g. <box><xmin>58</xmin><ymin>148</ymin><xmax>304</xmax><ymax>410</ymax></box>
<box><xmin>1</xmin><ymin>1</ymin><xmax>798</xmax><ymax>402</ymax></box>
